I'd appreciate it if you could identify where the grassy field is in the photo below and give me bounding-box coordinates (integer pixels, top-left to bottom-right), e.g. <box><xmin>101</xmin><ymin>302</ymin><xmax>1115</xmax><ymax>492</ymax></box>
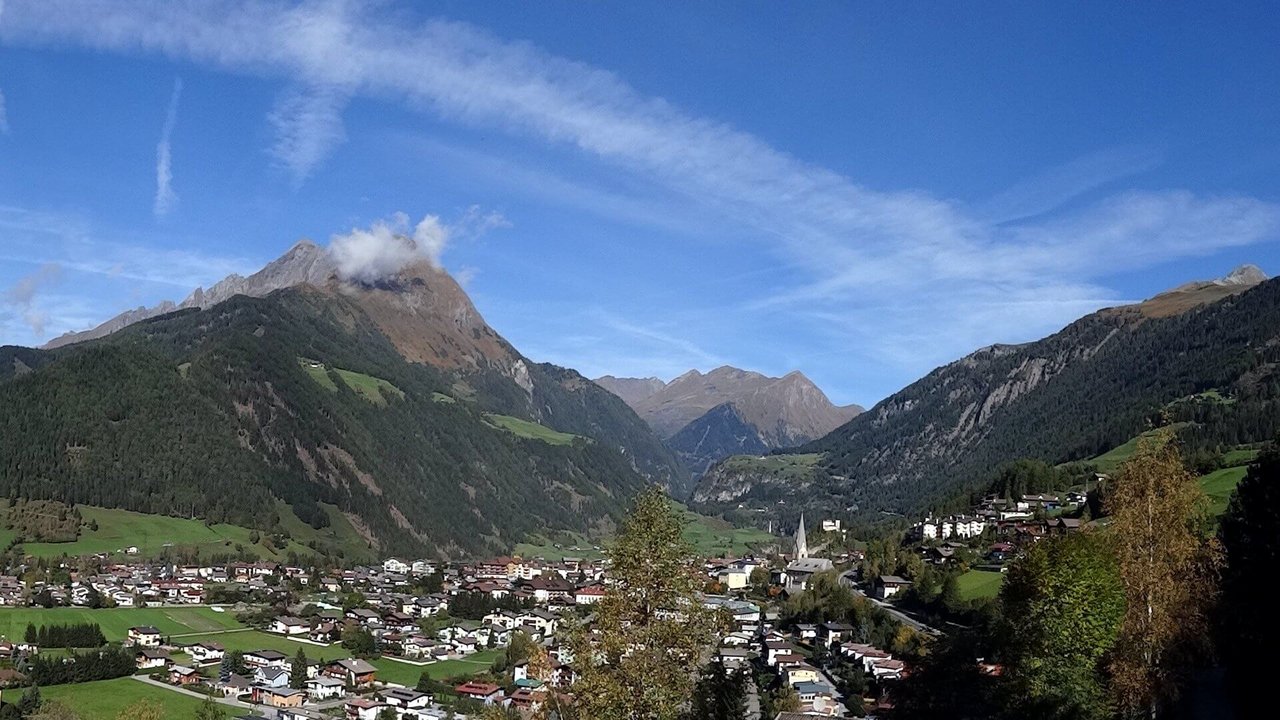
<box><xmin>955</xmin><ymin>569</ymin><xmax>1005</xmax><ymax>601</ymax></box>
<box><xmin>515</xmin><ymin>503</ymin><xmax>775</xmax><ymax>560</ymax></box>
<box><xmin>372</xmin><ymin>648</ymin><xmax>503</xmax><ymax>686</ymax></box>
<box><xmin>484</xmin><ymin>414</ymin><xmax>581</xmax><ymax>446</ymax></box>
<box><xmin>299</xmin><ymin>358</ymin><xmax>404</xmax><ymax>405</ymax></box>
<box><xmin>42</xmin><ymin>678</ymin><xmax>209</xmax><ymax>720</ymax></box>
<box><xmin>2</xmin><ymin>500</ymin><xmax>372</xmax><ymax>562</ymax></box>
<box><xmin>1088</xmin><ymin>425</ymin><xmax>1190</xmax><ymax>474</ymax></box>
<box><xmin>676</xmin><ymin>505</ymin><xmax>775</xmax><ymax>557</ymax></box>
<box><xmin>0</xmin><ymin>607</ymin><xmax>239</xmax><ymax>643</ymax></box>
<box><xmin>1199</xmin><ymin>465</ymin><xmax>1247</xmax><ymax>517</ymax></box>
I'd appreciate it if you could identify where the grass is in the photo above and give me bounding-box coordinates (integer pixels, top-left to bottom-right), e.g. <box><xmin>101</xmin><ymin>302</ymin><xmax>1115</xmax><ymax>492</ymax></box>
<box><xmin>372</xmin><ymin>648</ymin><xmax>503</xmax><ymax>686</ymax></box>
<box><xmin>955</xmin><ymin>569</ymin><xmax>1005</xmax><ymax>601</ymax></box>
<box><xmin>298</xmin><ymin>358</ymin><xmax>404</xmax><ymax>405</ymax></box>
<box><xmin>18</xmin><ymin>506</ymin><xmax>271</xmax><ymax>560</ymax></box>
<box><xmin>42</xmin><ymin>678</ymin><xmax>209</xmax><ymax>720</ymax></box>
<box><xmin>3</xmin><ymin>499</ymin><xmax>371</xmax><ymax>563</ymax></box>
<box><xmin>1088</xmin><ymin>424</ymin><xmax>1190</xmax><ymax>475</ymax></box>
<box><xmin>515</xmin><ymin>503</ymin><xmax>775</xmax><ymax>560</ymax></box>
<box><xmin>1198</xmin><ymin>465</ymin><xmax>1247</xmax><ymax>518</ymax></box>
<box><xmin>1221</xmin><ymin>446</ymin><xmax>1260</xmax><ymax>468</ymax></box>
<box><xmin>484</xmin><ymin>414</ymin><xmax>581</xmax><ymax>446</ymax></box>
<box><xmin>431</xmin><ymin>392</ymin><xmax>457</xmax><ymax>403</ymax></box>
<box><xmin>0</xmin><ymin>607</ymin><xmax>240</xmax><ymax>643</ymax></box>
<box><xmin>718</xmin><ymin>452</ymin><xmax>823</xmax><ymax>482</ymax></box>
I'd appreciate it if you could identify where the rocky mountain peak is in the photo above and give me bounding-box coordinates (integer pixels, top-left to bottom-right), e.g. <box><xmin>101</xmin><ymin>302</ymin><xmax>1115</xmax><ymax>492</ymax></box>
<box><xmin>1219</xmin><ymin>264</ymin><xmax>1268</xmax><ymax>286</ymax></box>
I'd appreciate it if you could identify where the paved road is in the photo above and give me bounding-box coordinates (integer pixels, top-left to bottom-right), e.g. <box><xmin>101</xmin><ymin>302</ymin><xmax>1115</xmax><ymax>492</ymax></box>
<box><xmin>132</xmin><ymin>675</ymin><xmax>253</xmax><ymax>711</ymax></box>
<box><xmin>851</xmin><ymin>586</ymin><xmax>941</xmax><ymax>636</ymax></box>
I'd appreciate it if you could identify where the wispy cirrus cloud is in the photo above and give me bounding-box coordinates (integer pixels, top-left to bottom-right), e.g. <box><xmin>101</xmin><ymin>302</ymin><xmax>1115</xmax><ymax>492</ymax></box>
<box><xmin>1</xmin><ymin>1</ymin><xmax>1277</xmax><ymax>396</ymax></box>
<box><xmin>153</xmin><ymin>77</ymin><xmax>182</xmax><ymax>217</ymax></box>
<box><xmin>268</xmin><ymin>84</ymin><xmax>348</xmax><ymax>185</ymax></box>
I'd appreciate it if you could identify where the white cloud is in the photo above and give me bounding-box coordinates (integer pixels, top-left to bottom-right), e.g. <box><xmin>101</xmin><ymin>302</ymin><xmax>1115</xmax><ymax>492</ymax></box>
<box><xmin>328</xmin><ymin>208</ymin><xmax>508</xmax><ymax>283</ymax></box>
<box><xmin>268</xmin><ymin>84</ymin><xmax>348</xmax><ymax>185</ymax></box>
<box><xmin>4</xmin><ymin>263</ymin><xmax>63</xmax><ymax>336</ymax></box>
<box><xmin>153</xmin><ymin>77</ymin><xmax>182</xmax><ymax>217</ymax></box>
<box><xmin>2</xmin><ymin>2</ymin><xmax>1278</xmax><ymax>390</ymax></box>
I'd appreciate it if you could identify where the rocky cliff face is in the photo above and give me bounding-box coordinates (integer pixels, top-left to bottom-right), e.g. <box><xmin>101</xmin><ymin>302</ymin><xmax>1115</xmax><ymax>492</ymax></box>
<box><xmin>44</xmin><ymin>240</ymin><xmax>337</xmax><ymax>348</ymax></box>
<box><xmin>595</xmin><ymin>365</ymin><xmax>861</xmax><ymax>475</ymax></box>
<box><xmin>693</xmin><ymin>265</ymin><xmax>1278</xmax><ymax>522</ymax></box>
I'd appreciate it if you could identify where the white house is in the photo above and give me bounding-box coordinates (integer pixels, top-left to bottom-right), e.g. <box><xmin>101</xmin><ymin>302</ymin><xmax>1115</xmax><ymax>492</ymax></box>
<box><xmin>128</xmin><ymin>626</ymin><xmax>162</xmax><ymax>647</ymax></box>
<box><xmin>306</xmin><ymin>676</ymin><xmax>345</xmax><ymax>701</ymax></box>
<box><xmin>383</xmin><ymin>558</ymin><xmax>410</xmax><ymax>574</ymax></box>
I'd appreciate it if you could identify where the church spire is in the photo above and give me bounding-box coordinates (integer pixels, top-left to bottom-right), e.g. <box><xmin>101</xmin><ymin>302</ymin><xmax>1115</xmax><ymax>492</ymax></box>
<box><xmin>795</xmin><ymin>514</ymin><xmax>808</xmax><ymax>559</ymax></box>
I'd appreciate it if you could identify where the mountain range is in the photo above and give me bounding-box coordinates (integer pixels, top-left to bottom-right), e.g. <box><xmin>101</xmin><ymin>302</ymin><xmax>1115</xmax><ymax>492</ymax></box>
<box><xmin>2</xmin><ymin>240</ymin><xmax>687</xmax><ymax>558</ymax></box>
<box><xmin>595</xmin><ymin>367</ymin><xmax>862</xmax><ymax>474</ymax></box>
<box><xmin>692</xmin><ymin>264</ymin><xmax>1280</xmax><ymax>528</ymax></box>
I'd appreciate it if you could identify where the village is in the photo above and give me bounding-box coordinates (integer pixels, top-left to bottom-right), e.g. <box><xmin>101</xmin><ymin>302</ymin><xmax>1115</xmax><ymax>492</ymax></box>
<box><xmin>0</xmin><ymin>484</ymin><xmax>1099</xmax><ymax>720</ymax></box>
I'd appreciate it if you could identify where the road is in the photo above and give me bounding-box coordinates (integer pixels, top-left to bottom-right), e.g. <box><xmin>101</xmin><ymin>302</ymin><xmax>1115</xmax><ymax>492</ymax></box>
<box><xmin>850</xmin><ymin>586</ymin><xmax>941</xmax><ymax>636</ymax></box>
<box><xmin>131</xmin><ymin>675</ymin><xmax>252</xmax><ymax>711</ymax></box>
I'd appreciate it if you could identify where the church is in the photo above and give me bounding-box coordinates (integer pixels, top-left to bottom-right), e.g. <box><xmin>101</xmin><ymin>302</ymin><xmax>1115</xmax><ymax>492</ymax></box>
<box><xmin>783</xmin><ymin>514</ymin><xmax>834</xmax><ymax>592</ymax></box>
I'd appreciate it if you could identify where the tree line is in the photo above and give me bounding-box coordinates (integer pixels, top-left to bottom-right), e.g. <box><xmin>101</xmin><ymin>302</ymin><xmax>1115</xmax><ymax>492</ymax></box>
<box><xmin>22</xmin><ymin>623</ymin><xmax>105</xmax><ymax>649</ymax></box>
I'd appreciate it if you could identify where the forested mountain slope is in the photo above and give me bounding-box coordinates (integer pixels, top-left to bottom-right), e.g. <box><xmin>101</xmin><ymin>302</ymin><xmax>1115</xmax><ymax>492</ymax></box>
<box><xmin>693</xmin><ymin>267</ymin><xmax>1280</xmax><ymax>524</ymax></box>
<box><xmin>0</xmin><ymin>254</ymin><xmax>687</xmax><ymax>557</ymax></box>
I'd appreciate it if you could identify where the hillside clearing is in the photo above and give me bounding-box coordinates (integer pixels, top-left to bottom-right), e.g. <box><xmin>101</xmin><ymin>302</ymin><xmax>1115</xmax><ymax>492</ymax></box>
<box><xmin>43</xmin><ymin>678</ymin><xmax>208</xmax><ymax>720</ymax></box>
<box><xmin>956</xmin><ymin>569</ymin><xmax>1005</xmax><ymax>601</ymax></box>
<box><xmin>484</xmin><ymin>414</ymin><xmax>581</xmax><ymax>446</ymax></box>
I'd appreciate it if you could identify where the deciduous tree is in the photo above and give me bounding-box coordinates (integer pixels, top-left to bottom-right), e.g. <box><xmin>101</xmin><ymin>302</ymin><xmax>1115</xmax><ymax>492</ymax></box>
<box><xmin>566</xmin><ymin>488</ymin><xmax>719</xmax><ymax>720</ymax></box>
<box><xmin>1106</xmin><ymin>434</ymin><xmax>1215</xmax><ymax>717</ymax></box>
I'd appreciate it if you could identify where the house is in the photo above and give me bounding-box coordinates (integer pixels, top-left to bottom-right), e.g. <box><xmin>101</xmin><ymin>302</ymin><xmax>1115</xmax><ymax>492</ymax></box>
<box><xmin>324</xmin><ymin>658</ymin><xmax>378</xmax><ymax>687</ymax></box>
<box><xmin>344</xmin><ymin>699</ymin><xmax>387</xmax><ymax>720</ymax></box>
<box><xmin>306</xmin><ymin>676</ymin><xmax>346</xmax><ymax>701</ymax></box>
<box><xmin>215</xmin><ymin>673</ymin><xmax>251</xmax><ymax>698</ymax></box>
<box><xmin>820</xmin><ymin>621</ymin><xmax>855</xmax><ymax>646</ymax></box>
<box><xmin>1051</xmin><ymin>517</ymin><xmax>1082</xmax><ymax>535</ymax></box>
<box><xmin>875</xmin><ymin>575</ymin><xmax>911</xmax><ymax>600</ymax></box>
<box><xmin>455</xmin><ymin>681</ymin><xmax>503</xmax><ymax>705</ymax></box>
<box><xmin>382</xmin><ymin>688</ymin><xmax>431</xmax><ymax>711</ymax></box>
<box><xmin>188</xmin><ymin>642</ymin><xmax>225</xmax><ymax>664</ymax></box>
<box><xmin>783</xmin><ymin>664</ymin><xmax>822</xmax><ymax>686</ymax></box>
<box><xmin>821</xmin><ymin>519</ymin><xmax>842</xmax><ymax>532</ymax></box>
<box><xmin>270</xmin><ymin>616</ymin><xmax>310</xmax><ymax>636</ymax></box>
<box><xmin>784</xmin><ymin>558</ymin><xmax>834</xmax><ymax>592</ymax></box>
<box><xmin>169</xmin><ymin>665</ymin><xmax>201</xmax><ymax>686</ymax></box>
<box><xmin>253</xmin><ymin>667</ymin><xmax>289</xmax><ymax>688</ymax></box>
<box><xmin>383</xmin><ymin>558</ymin><xmax>410</xmax><ymax>575</ymax></box>
<box><xmin>135</xmin><ymin>648</ymin><xmax>171</xmax><ymax>670</ymax></box>
<box><xmin>128</xmin><ymin>626</ymin><xmax>162</xmax><ymax>647</ymax></box>
<box><xmin>253</xmin><ymin>687</ymin><xmax>306</xmax><ymax>708</ymax></box>
<box><xmin>243</xmin><ymin>650</ymin><xmax>289</xmax><ymax>669</ymax></box>
<box><xmin>574</xmin><ymin>585</ymin><xmax>606</xmax><ymax>605</ymax></box>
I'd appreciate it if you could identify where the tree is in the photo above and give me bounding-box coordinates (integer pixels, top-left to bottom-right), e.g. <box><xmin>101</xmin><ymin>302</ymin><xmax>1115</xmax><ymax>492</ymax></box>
<box><xmin>1217</xmin><ymin>443</ymin><xmax>1280</xmax><ymax>717</ymax></box>
<box><xmin>114</xmin><ymin>700</ymin><xmax>162</xmax><ymax>720</ymax></box>
<box><xmin>748</xmin><ymin>566</ymin><xmax>770</xmax><ymax>593</ymax></box>
<box><xmin>377</xmin><ymin>708</ymin><xmax>398</xmax><ymax>720</ymax></box>
<box><xmin>290</xmin><ymin>648</ymin><xmax>309</xmax><ymax>689</ymax></box>
<box><xmin>195</xmin><ymin>695</ymin><xmax>227</xmax><ymax>720</ymax></box>
<box><xmin>222</xmin><ymin>649</ymin><xmax>247</xmax><ymax>678</ymax></box>
<box><xmin>999</xmin><ymin>532</ymin><xmax>1124</xmax><ymax>720</ymax></box>
<box><xmin>1106</xmin><ymin>434</ymin><xmax>1216</xmax><ymax>716</ymax></box>
<box><xmin>341</xmin><ymin>625</ymin><xmax>376</xmax><ymax>656</ymax></box>
<box><xmin>688</xmin><ymin>662</ymin><xmax>747</xmax><ymax>720</ymax></box>
<box><xmin>567</xmin><ymin>488</ymin><xmax>720</xmax><ymax>720</ymax></box>
<box><xmin>28</xmin><ymin>701</ymin><xmax>82</xmax><ymax>720</ymax></box>
<box><xmin>18</xmin><ymin>685</ymin><xmax>41</xmax><ymax>716</ymax></box>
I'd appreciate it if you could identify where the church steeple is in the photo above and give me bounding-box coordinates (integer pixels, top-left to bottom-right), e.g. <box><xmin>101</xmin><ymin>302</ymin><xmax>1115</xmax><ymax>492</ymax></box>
<box><xmin>795</xmin><ymin>514</ymin><xmax>808</xmax><ymax>559</ymax></box>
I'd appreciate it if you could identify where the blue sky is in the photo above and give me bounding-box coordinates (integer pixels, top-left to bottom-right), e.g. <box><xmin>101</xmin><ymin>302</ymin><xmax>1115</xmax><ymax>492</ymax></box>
<box><xmin>1</xmin><ymin>1</ymin><xmax>1278</xmax><ymax>406</ymax></box>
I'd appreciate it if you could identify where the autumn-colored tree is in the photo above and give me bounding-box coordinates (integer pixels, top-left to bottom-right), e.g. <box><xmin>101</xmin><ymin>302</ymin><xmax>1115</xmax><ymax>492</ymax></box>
<box><xmin>1106</xmin><ymin>433</ymin><xmax>1216</xmax><ymax>717</ymax></box>
<box><xmin>566</xmin><ymin>488</ymin><xmax>720</xmax><ymax>720</ymax></box>
<box><xmin>28</xmin><ymin>701</ymin><xmax>81</xmax><ymax>720</ymax></box>
<box><xmin>114</xmin><ymin>699</ymin><xmax>162</xmax><ymax>720</ymax></box>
